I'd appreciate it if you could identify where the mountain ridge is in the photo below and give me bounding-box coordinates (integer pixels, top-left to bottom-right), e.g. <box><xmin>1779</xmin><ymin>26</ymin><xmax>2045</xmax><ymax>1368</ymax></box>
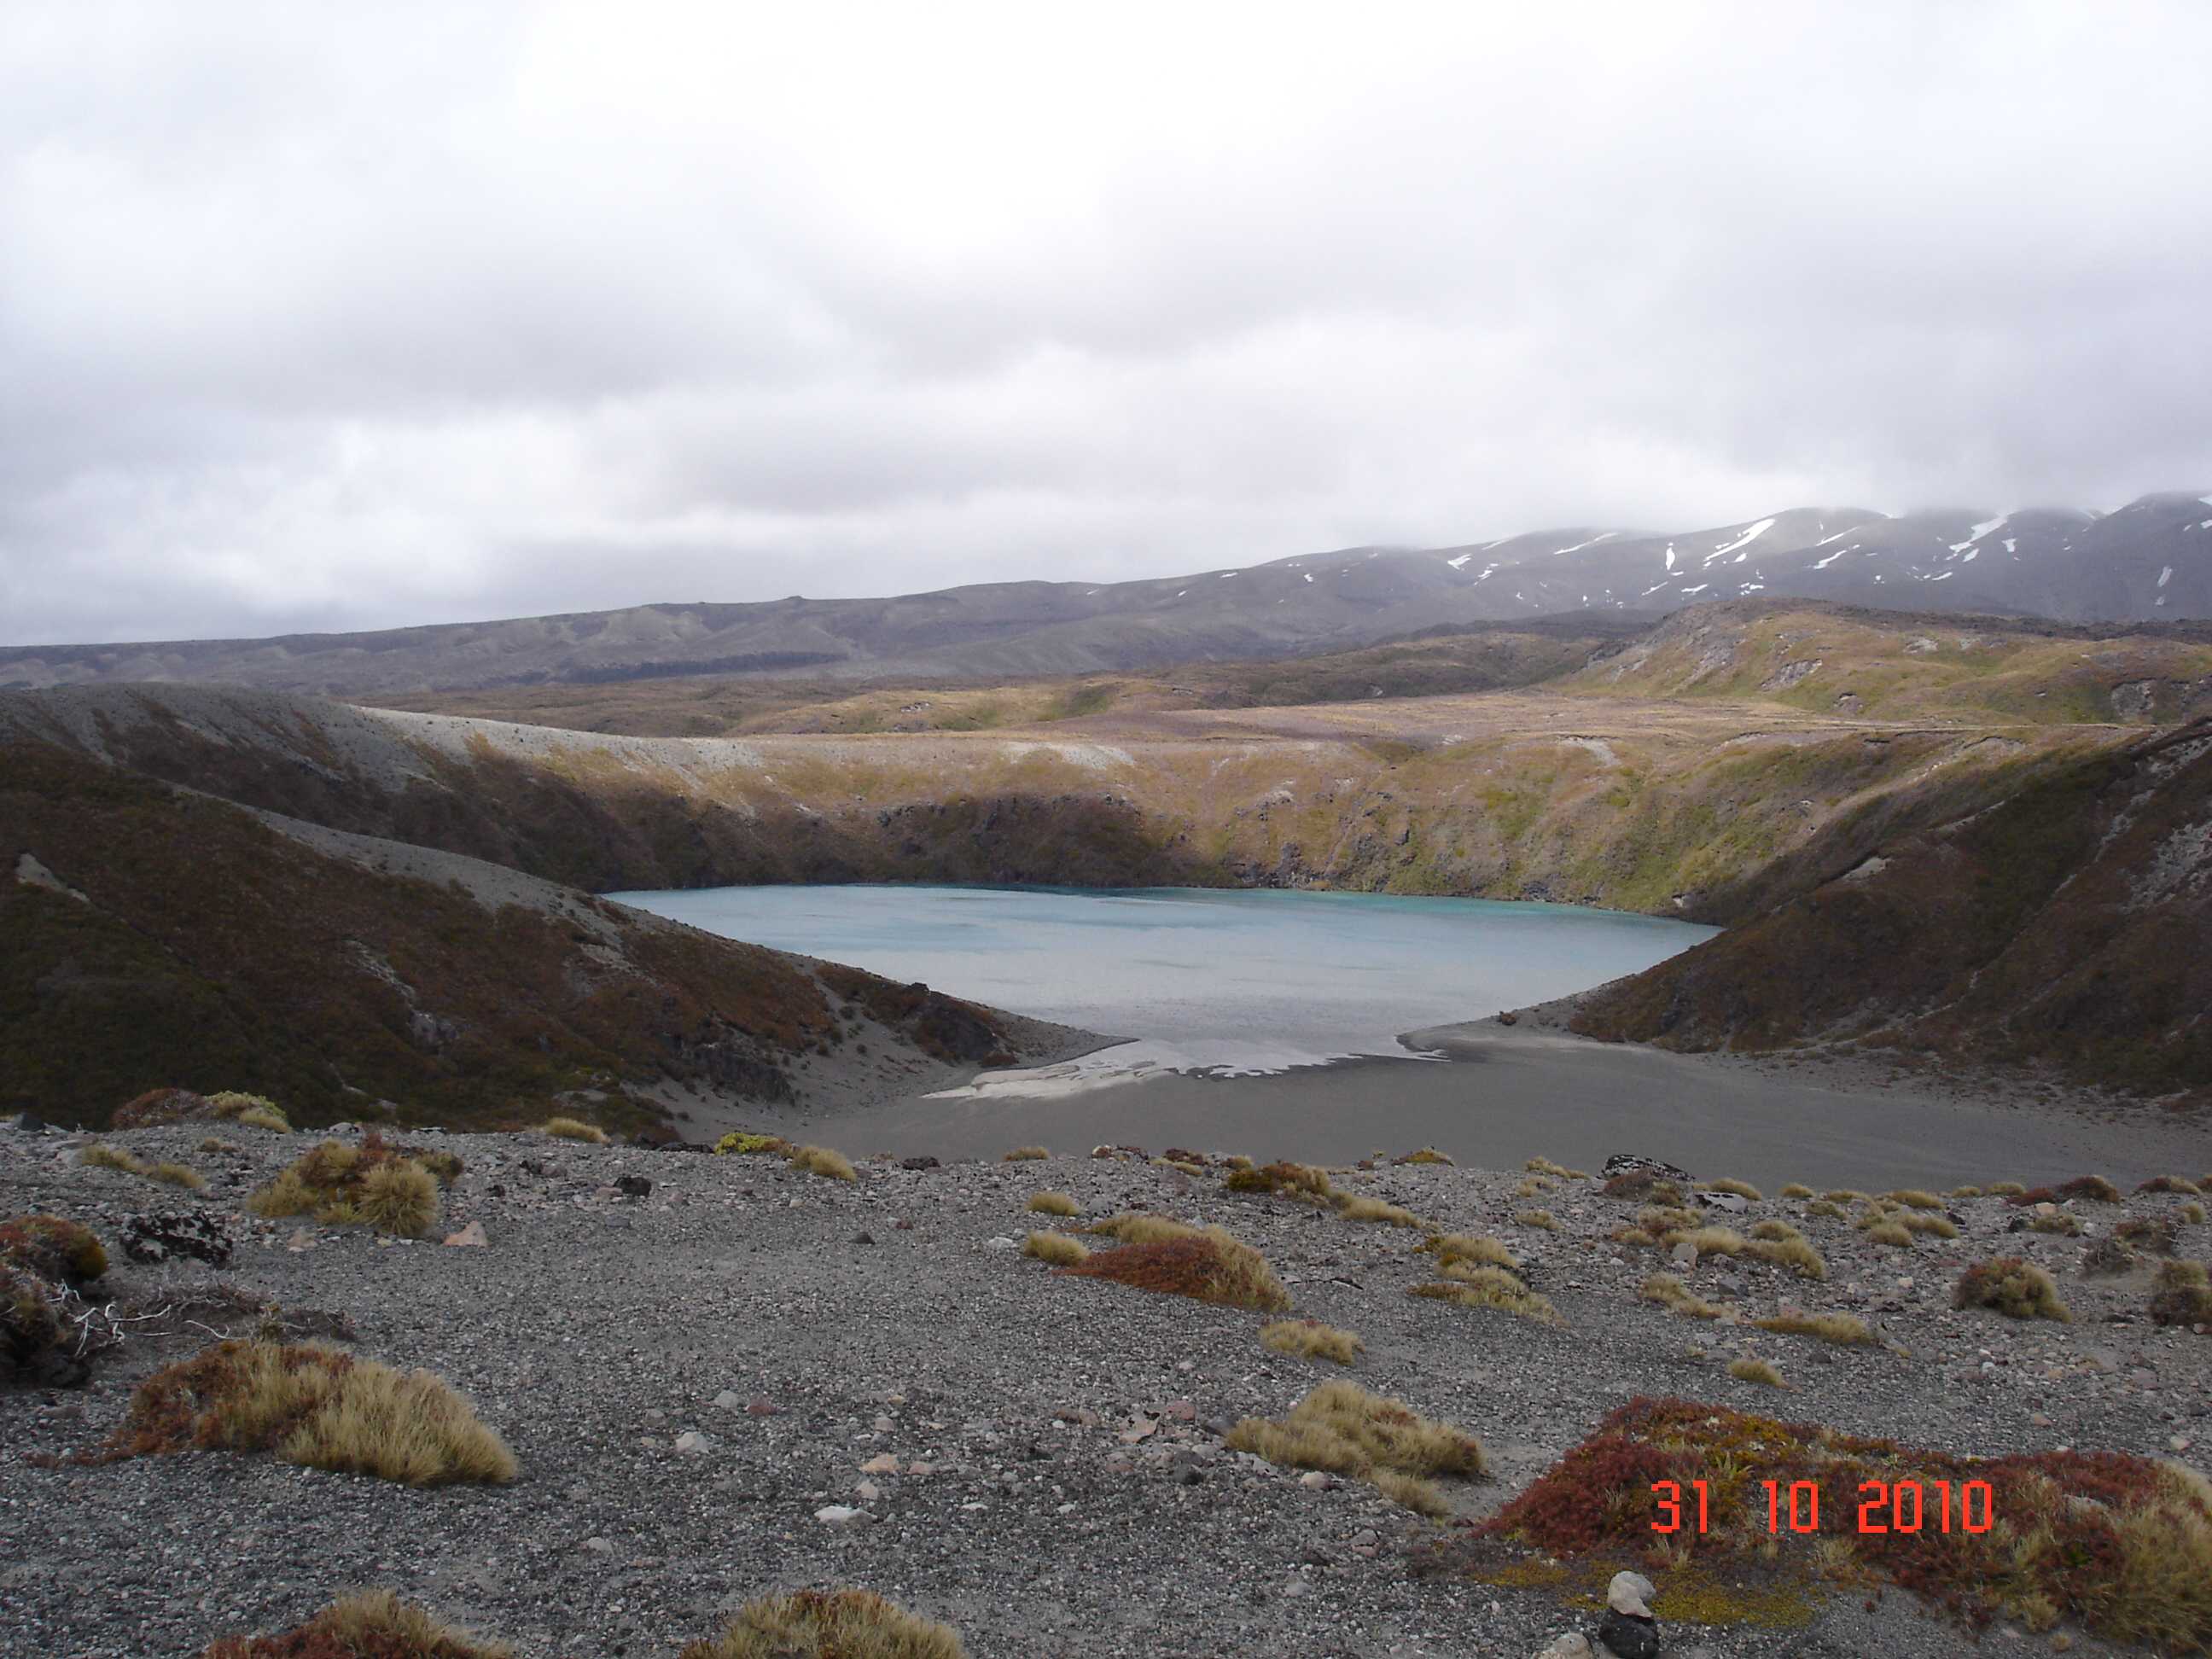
<box><xmin>5</xmin><ymin>492</ymin><xmax>2207</xmax><ymax>696</ymax></box>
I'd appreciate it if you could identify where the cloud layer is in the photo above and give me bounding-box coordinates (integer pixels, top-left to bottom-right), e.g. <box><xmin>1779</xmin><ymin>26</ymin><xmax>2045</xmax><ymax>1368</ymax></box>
<box><xmin>5</xmin><ymin>1</ymin><xmax>2210</xmax><ymax>643</ymax></box>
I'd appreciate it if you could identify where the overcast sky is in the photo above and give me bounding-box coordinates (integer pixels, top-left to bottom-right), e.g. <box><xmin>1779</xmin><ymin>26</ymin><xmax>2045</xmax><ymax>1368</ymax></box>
<box><xmin>3</xmin><ymin>2</ymin><xmax>2209</xmax><ymax>646</ymax></box>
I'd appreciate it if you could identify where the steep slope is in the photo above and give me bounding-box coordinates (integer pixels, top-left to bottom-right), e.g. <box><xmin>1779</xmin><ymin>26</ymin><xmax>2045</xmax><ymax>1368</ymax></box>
<box><xmin>0</xmin><ymin>741</ymin><xmax>1068</xmax><ymax>1132</ymax></box>
<box><xmin>1567</xmin><ymin>720</ymin><xmax>2212</xmax><ymax>1101</ymax></box>
<box><xmin>3</xmin><ymin>495</ymin><xmax>2206</xmax><ymax>696</ymax></box>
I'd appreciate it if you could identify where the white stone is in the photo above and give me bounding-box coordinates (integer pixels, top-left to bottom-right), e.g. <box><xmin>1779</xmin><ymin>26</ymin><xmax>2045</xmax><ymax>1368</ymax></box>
<box><xmin>814</xmin><ymin>1505</ymin><xmax>870</xmax><ymax>1525</ymax></box>
<box><xmin>673</xmin><ymin>1430</ymin><xmax>711</xmax><ymax>1456</ymax></box>
<box><xmin>1607</xmin><ymin>1570</ymin><xmax>1656</xmax><ymax>1616</ymax></box>
<box><xmin>982</xmin><ymin>1236</ymin><xmax>1018</xmax><ymax>1251</ymax></box>
<box><xmin>713</xmin><ymin>1390</ymin><xmax>742</xmax><ymax>1411</ymax></box>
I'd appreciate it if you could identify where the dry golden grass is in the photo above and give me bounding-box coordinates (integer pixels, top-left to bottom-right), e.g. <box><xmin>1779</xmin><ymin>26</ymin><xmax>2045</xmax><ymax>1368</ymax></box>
<box><xmin>540</xmin><ymin>1116</ymin><xmax>608</xmax><ymax>1144</ymax></box>
<box><xmin>1225</xmin><ymin>1380</ymin><xmax>1485</xmax><ymax>1510</ymax></box>
<box><xmin>1823</xmin><ymin>1189</ymin><xmax>1868</xmax><ymax>1203</ymax></box>
<box><xmin>1223</xmin><ymin>1160</ymin><xmax>1335</xmax><ymax>1202</ymax></box>
<box><xmin>247</xmin><ymin>1138</ymin><xmax>441</xmax><ymax>1238</ymax></box>
<box><xmin>207</xmin><ymin>1092</ymin><xmax>292</xmax><ymax>1134</ymax></box>
<box><xmin>1610</xmin><ymin>1225</ymin><xmax>1657</xmax><ymax>1249</ymax></box>
<box><xmin>1061</xmin><ymin>1225</ymin><xmax>1289</xmax><ymax>1312</ymax></box>
<box><xmin>1640</xmin><ymin>1272</ymin><xmax>1724</xmax><ymax>1319</ymax></box>
<box><xmin>1727</xmin><ymin>1356</ymin><xmax>1785</xmax><ymax>1387</ymax></box>
<box><xmin>680</xmin><ymin>1588</ymin><xmax>967</xmax><ymax>1659</ymax></box>
<box><xmin>1639</xmin><ymin>1205</ymin><xmax>1702</xmax><ymax>1234</ymax></box>
<box><xmin>1223</xmin><ymin>1155</ymin><xmax>1254</xmax><ymax>1171</ymax></box>
<box><xmin>1513</xmin><ymin>1175</ymin><xmax>1551</xmax><ymax>1198</ymax></box>
<box><xmin>1021</xmin><ymin>1231</ymin><xmax>1088</xmax><ymax>1266</ymax></box>
<box><xmin>2140</xmin><ymin>1175</ymin><xmax>2204</xmax><ymax>1196</ymax></box>
<box><xmin>2152</xmin><ymin>1260</ymin><xmax>2212</xmax><ymax>1327</ymax></box>
<box><xmin>1899</xmin><ymin>1212</ymin><xmax>1960</xmax><ymax>1240</ymax></box>
<box><xmin>1412</xmin><ymin>1266</ymin><xmax>1562</xmax><ymax>1325</ymax></box>
<box><xmin>1707</xmin><ymin>1178</ymin><xmax>1763</xmax><ymax>1201</ymax></box>
<box><xmin>1988</xmin><ymin>1181</ymin><xmax>2028</xmax><ymax>1196</ymax></box>
<box><xmin>1336</xmin><ymin>1195</ymin><xmax>1424</xmax><ymax>1228</ymax></box>
<box><xmin>1396</xmin><ymin>1147</ymin><xmax>1455</xmax><ymax>1166</ymax></box>
<box><xmin>1955</xmin><ymin>1257</ymin><xmax>2071</xmax><ymax>1322</ymax></box>
<box><xmin>1779</xmin><ymin>1183</ymin><xmax>1815</xmax><ymax>1199</ymax></box>
<box><xmin>1888</xmin><ymin>1190</ymin><xmax>1944</xmax><ymax>1210</ymax></box>
<box><xmin>148</xmin><ymin>1162</ymin><xmax>205</xmax><ymax>1190</ymax></box>
<box><xmin>1425</xmin><ymin>1233</ymin><xmax>1517</xmax><ymax>1270</ymax></box>
<box><xmin>1371</xmin><ymin>1468</ymin><xmax>1451</xmax><ymax>1516</ymax></box>
<box><xmin>788</xmin><ymin>1144</ymin><xmax>857</xmax><ymax>1182</ymax></box>
<box><xmin>2187</xmin><ymin>1203</ymin><xmax>2209</xmax><ymax>1226</ymax></box>
<box><xmin>108</xmin><ymin>1340</ymin><xmax>516</xmax><ymax>1486</ymax></box>
<box><xmin>1751</xmin><ymin>1310</ymin><xmax>1877</xmax><ymax>1345</ymax></box>
<box><xmin>1516</xmin><ymin>1209</ymin><xmax>1561</xmax><ymax>1232</ymax></box>
<box><xmin>1524</xmin><ymin>1156</ymin><xmax>1586</xmax><ymax>1179</ymax></box>
<box><xmin>79</xmin><ymin>1143</ymin><xmax>148</xmax><ymax>1176</ymax></box>
<box><xmin>1949</xmin><ymin>1185</ymin><xmax>1984</xmax><ymax>1198</ymax></box>
<box><xmin>1664</xmin><ymin>1225</ymin><xmax>1746</xmax><ymax>1257</ymax></box>
<box><xmin>1747</xmin><ymin>1237</ymin><xmax>1829</xmax><ymax>1280</ymax></box>
<box><xmin>1259</xmin><ymin>1319</ymin><xmax>1365</xmax><ymax>1365</ymax></box>
<box><xmin>1866</xmin><ymin>1220</ymin><xmax>1915</xmax><ymax>1248</ymax></box>
<box><xmin>0</xmin><ymin>1214</ymin><xmax>108</xmax><ymax>1284</ymax></box>
<box><xmin>1026</xmin><ymin>1191</ymin><xmax>1079</xmax><ymax>1217</ymax></box>
<box><xmin>1089</xmin><ymin>1213</ymin><xmax>1202</xmax><ymax>1244</ymax></box>
<box><xmin>1002</xmin><ymin>1146</ymin><xmax>1049</xmax><ymax>1161</ymax></box>
<box><xmin>1748</xmin><ymin>1219</ymin><xmax>1803</xmax><ymax>1243</ymax></box>
<box><xmin>1805</xmin><ymin>1199</ymin><xmax>1848</xmax><ymax>1220</ymax></box>
<box><xmin>201</xmin><ymin>1590</ymin><xmax>514</xmax><ymax>1659</ymax></box>
<box><xmin>2031</xmin><ymin>1211</ymin><xmax>2084</xmax><ymax>1236</ymax></box>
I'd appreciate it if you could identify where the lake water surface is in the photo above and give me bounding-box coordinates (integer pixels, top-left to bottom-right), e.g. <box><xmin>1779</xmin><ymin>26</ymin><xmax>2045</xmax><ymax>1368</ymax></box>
<box><xmin>609</xmin><ymin>884</ymin><xmax>1717</xmax><ymax>1077</ymax></box>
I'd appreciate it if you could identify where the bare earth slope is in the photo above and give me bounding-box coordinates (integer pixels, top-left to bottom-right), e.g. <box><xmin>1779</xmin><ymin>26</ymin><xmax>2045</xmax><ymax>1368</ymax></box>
<box><xmin>0</xmin><ymin>741</ymin><xmax>1080</xmax><ymax>1132</ymax></box>
<box><xmin>1565</xmin><ymin>719</ymin><xmax>2212</xmax><ymax>1102</ymax></box>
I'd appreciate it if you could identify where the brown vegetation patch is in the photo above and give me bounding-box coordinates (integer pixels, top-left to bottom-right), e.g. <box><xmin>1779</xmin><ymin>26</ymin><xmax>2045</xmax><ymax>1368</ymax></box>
<box><xmin>1057</xmin><ymin>1226</ymin><xmax>1289</xmax><ymax>1312</ymax></box>
<box><xmin>1954</xmin><ymin>1257</ymin><xmax>2070</xmax><ymax>1322</ymax></box>
<box><xmin>1453</xmin><ymin>1395</ymin><xmax>2212</xmax><ymax>1649</ymax></box>
<box><xmin>0</xmin><ymin>1214</ymin><xmax>108</xmax><ymax>1284</ymax></box>
<box><xmin>200</xmin><ymin>1591</ymin><xmax>513</xmax><ymax>1658</ymax></box>
<box><xmin>679</xmin><ymin>1587</ymin><xmax>966</xmax><ymax>1659</ymax></box>
<box><xmin>1227</xmin><ymin>1379</ymin><xmax>1484</xmax><ymax>1513</ymax></box>
<box><xmin>100</xmin><ymin>1340</ymin><xmax>516</xmax><ymax>1486</ymax></box>
<box><xmin>1222</xmin><ymin>1160</ymin><xmax>1335</xmax><ymax>1202</ymax></box>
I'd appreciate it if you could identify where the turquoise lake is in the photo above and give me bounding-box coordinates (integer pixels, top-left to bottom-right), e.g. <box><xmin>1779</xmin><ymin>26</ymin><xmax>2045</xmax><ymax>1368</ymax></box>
<box><xmin>608</xmin><ymin>884</ymin><xmax>1718</xmax><ymax>1076</ymax></box>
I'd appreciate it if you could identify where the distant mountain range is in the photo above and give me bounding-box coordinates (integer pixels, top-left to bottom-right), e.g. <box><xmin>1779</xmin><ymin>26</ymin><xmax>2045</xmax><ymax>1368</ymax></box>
<box><xmin>5</xmin><ymin>491</ymin><xmax>2208</xmax><ymax>696</ymax></box>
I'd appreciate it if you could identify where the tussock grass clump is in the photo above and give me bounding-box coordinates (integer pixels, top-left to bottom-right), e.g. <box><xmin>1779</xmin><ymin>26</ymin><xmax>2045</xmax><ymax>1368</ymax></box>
<box><xmin>2140</xmin><ymin>1175</ymin><xmax>2203</xmax><ymax>1196</ymax></box>
<box><xmin>2</xmin><ymin>1262</ymin><xmax>66</xmax><ymax>1383</ymax></box>
<box><xmin>1779</xmin><ymin>1183</ymin><xmax>1814</xmax><ymax>1199</ymax></box>
<box><xmin>2186</xmin><ymin>1202</ymin><xmax>2209</xmax><ymax>1226</ymax></box>
<box><xmin>1746</xmin><ymin>1237</ymin><xmax>1828</xmax><ymax>1280</ymax></box>
<box><xmin>1026</xmin><ymin>1191</ymin><xmax>1079</xmax><ymax>1217</ymax></box>
<box><xmin>79</xmin><ymin>1144</ymin><xmax>148</xmax><ymax>1177</ymax></box>
<box><xmin>104</xmin><ymin>1340</ymin><xmax>516</xmax><ymax>1486</ymax></box>
<box><xmin>1516</xmin><ymin>1209</ymin><xmax>1561</xmax><ymax>1232</ymax></box>
<box><xmin>2151</xmin><ymin>1260</ymin><xmax>2212</xmax><ymax>1329</ymax></box>
<box><xmin>1412</xmin><ymin>1267</ymin><xmax>1561</xmax><ymax>1325</ymax></box>
<box><xmin>1751</xmin><ymin>1310</ymin><xmax>1876</xmax><ymax>1346</ymax></box>
<box><xmin>1898</xmin><ymin>1212</ymin><xmax>1959</xmax><ymax>1240</ymax></box>
<box><xmin>1336</xmin><ymin>1195</ymin><xmax>1424</xmax><ymax>1228</ymax></box>
<box><xmin>1988</xmin><ymin>1181</ymin><xmax>2027</xmax><ymax>1196</ymax></box>
<box><xmin>1260</xmin><ymin>1318</ymin><xmax>1365</xmax><ymax>1365</ymax></box>
<box><xmin>2030</xmin><ymin>1211</ymin><xmax>2083</xmax><ymax>1237</ymax></box>
<box><xmin>0</xmin><ymin>1215</ymin><xmax>108</xmax><ymax>1285</ymax></box>
<box><xmin>1089</xmin><ymin>1213</ymin><xmax>1202</xmax><ymax>1244</ymax></box>
<box><xmin>1748</xmin><ymin>1219</ymin><xmax>1803</xmax><ymax>1243</ymax></box>
<box><xmin>680</xmin><ymin>1588</ymin><xmax>967</xmax><ymax>1659</ymax></box>
<box><xmin>1001</xmin><ymin>1146</ymin><xmax>1049</xmax><ymax>1162</ymax></box>
<box><xmin>712</xmin><ymin>1131</ymin><xmax>791</xmax><ymax>1155</ymax></box>
<box><xmin>1887</xmin><ymin>1190</ymin><xmax>1943</xmax><ymax>1210</ymax></box>
<box><xmin>207</xmin><ymin>1092</ymin><xmax>291</xmax><ymax>1134</ymax></box>
<box><xmin>1513</xmin><ymin>1175</ymin><xmax>1551</xmax><ymax>1199</ymax></box>
<box><xmin>149</xmin><ymin>1162</ymin><xmax>205</xmax><ymax>1190</ymax></box>
<box><xmin>1949</xmin><ymin>1185</ymin><xmax>1983</xmax><ymax>1198</ymax></box>
<box><xmin>1865</xmin><ymin>1220</ymin><xmax>1914</xmax><ymax>1248</ymax></box>
<box><xmin>1822</xmin><ymin>1190</ymin><xmax>1866</xmax><ymax>1204</ymax></box>
<box><xmin>1223</xmin><ymin>1160</ymin><xmax>1335</xmax><ymax>1202</ymax></box>
<box><xmin>201</xmin><ymin>1590</ymin><xmax>513</xmax><ymax>1658</ymax></box>
<box><xmin>1396</xmin><ymin>1147</ymin><xmax>1455</xmax><ymax>1166</ymax></box>
<box><xmin>1059</xmin><ymin>1225</ymin><xmax>1289</xmax><ymax>1312</ymax></box>
<box><xmin>2117</xmin><ymin>1216</ymin><xmax>2180</xmax><ymax>1254</ymax></box>
<box><xmin>1639</xmin><ymin>1205</ymin><xmax>1702</xmax><ymax>1234</ymax></box>
<box><xmin>1805</xmin><ymin>1199</ymin><xmax>1848</xmax><ymax>1220</ymax></box>
<box><xmin>1525</xmin><ymin>1156</ymin><xmax>1585</xmax><ymax>1179</ymax></box>
<box><xmin>247</xmin><ymin>1135</ymin><xmax>441</xmax><ymax>1238</ymax></box>
<box><xmin>1955</xmin><ymin>1257</ymin><xmax>2070</xmax><ymax>1322</ymax></box>
<box><xmin>541</xmin><ymin>1116</ymin><xmax>608</xmax><ymax>1144</ymax></box>
<box><xmin>1640</xmin><ymin>1272</ymin><xmax>1723</xmax><ymax>1319</ymax></box>
<box><xmin>1610</xmin><ymin>1225</ymin><xmax>1657</xmax><ymax>1249</ymax></box>
<box><xmin>1226</xmin><ymin>1379</ymin><xmax>1485</xmax><ymax>1512</ymax></box>
<box><xmin>1727</xmin><ymin>1356</ymin><xmax>1785</xmax><ymax>1387</ymax></box>
<box><xmin>1022</xmin><ymin>1231</ymin><xmax>1088</xmax><ymax>1266</ymax></box>
<box><xmin>1600</xmin><ymin>1170</ymin><xmax>1682</xmax><ymax>1203</ymax></box>
<box><xmin>1663</xmin><ymin>1225</ymin><xmax>1745</xmax><ymax>1258</ymax></box>
<box><xmin>1425</xmin><ymin>1233</ymin><xmax>1517</xmax><ymax>1270</ymax></box>
<box><xmin>1474</xmin><ymin>1397</ymin><xmax>2212</xmax><ymax>1651</ymax></box>
<box><xmin>2056</xmin><ymin>1175</ymin><xmax>2122</xmax><ymax>1204</ymax></box>
<box><xmin>1707</xmin><ymin>1178</ymin><xmax>1763</xmax><ymax>1201</ymax></box>
<box><xmin>788</xmin><ymin>1144</ymin><xmax>857</xmax><ymax>1182</ymax></box>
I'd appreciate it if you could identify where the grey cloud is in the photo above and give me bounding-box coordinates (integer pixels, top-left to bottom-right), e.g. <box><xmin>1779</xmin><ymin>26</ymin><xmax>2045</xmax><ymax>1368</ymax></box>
<box><xmin>3</xmin><ymin>2</ymin><xmax>2210</xmax><ymax>644</ymax></box>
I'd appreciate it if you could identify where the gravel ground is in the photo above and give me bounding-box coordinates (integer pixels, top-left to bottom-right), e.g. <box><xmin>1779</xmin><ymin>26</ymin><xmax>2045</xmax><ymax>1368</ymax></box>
<box><xmin>4</xmin><ymin>1119</ymin><xmax>2209</xmax><ymax>1658</ymax></box>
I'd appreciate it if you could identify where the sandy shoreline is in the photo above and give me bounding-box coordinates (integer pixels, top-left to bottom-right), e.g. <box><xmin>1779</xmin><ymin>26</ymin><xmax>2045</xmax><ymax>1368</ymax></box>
<box><xmin>819</xmin><ymin>1019</ymin><xmax>2210</xmax><ymax>1192</ymax></box>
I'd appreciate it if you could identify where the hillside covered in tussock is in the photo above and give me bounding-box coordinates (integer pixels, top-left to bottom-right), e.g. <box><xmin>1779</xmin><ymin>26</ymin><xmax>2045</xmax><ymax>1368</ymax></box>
<box><xmin>1563</xmin><ymin>719</ymin><xmax>2212</xmax><ymax>1103</ymax></box>
<box><xmin>0</xmin><ymin>742</ymin><xmax>1081</xmax><ymax>1132</ymax></box>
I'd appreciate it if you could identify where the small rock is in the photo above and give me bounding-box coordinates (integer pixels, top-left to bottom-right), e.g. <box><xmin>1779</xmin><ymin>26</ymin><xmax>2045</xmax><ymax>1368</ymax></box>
<box><xmin>673</xmin><ymin>1430</ymin><xmax>710</xmax><ymax>1456</ymax></box>
<box><xmin>1119</xmin><ymin>1417</ymin><xmax>1158</xmax><ymax>1444</ymax></box>
<box><xmin>899</xmin><ymin>1155</ymin><xmax>940</xmax><ymax>1171</ymax></box>
<box><xmin>644</xmin><ymin>1409</ymin><xmax>667</xmax><ymax>1426</ymax></box>
<box><xmin>615</xmin><ymin>1174</ymin><xmax>651</xmax><ymax>1199</ymax></box>
<box><xmin>854</xmin><ymin>1480</ymin><xmax>882</xmax><ymax>1502</ymax></box>
<box><xmin>851</xmin><ymin>1231</ymin><xmax>876</xmax><ymax>1246</ymax></box>
<box><xmin>441</xmin><ymin>1220</ymin><xmax>489</xmax><ymax>1248</ymax></box>
<box><xmin>861</xmin><ymin>1454</ymin><xmax>901</xmax><ymax>1475</ymax></box>
<box><xmin>14</xmin><ymin>1113</ymin><xmax>47</xmax><ymax>1133</ymax></box>
<box><xmin>906</xmin><ymin>1460</ymin><xmax>933</xmax><ymax>1476</ymax></box>
<box><xmin>1691</xmin><ymin>1190</ymin><xmax>1747</xmax><ymax>1214</ymax></box>
<box><xmin>1281</xmin><ymin>1578</ymin><xmax>1311</xmax><ymax>1599</ymax></box>
<box><xmin>713</xmin><ymin>1390</ymin><xmax>742</xmax><ymax>1411</ymax></box>
<box><xmin>1298</xmin><ymin>1471</ymin><xmax>1332</xmax><ymax>1490</ymax></box>
<box><xmin>1670</xmin><ymin>1242</ymin><xmax>1698</xmax><ymax>1268</ymax></box>
<box><xmin>583</xmin><ymin>1537</ymin><xmax>614</xmax><ymax>1556</ymax></box>
<box><xmin>1535</xmin><ymin>1637</ymin><xmax>1596</xmax><ymax>1659</ymax></box>
<box><xmin>814</xmin><ymin>1505</ymin><xmax>870</xmax><ymax>1526</ymax></box>
<box><xmin>982</xmin><ymin>1236</ymin><xmax>1018</xmax><ymax>1252</ymax></box>
<box><xmin>745</xmin><ymin>1397</ymin><xmax>781</xmax><ymax>1417</ymax></box>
